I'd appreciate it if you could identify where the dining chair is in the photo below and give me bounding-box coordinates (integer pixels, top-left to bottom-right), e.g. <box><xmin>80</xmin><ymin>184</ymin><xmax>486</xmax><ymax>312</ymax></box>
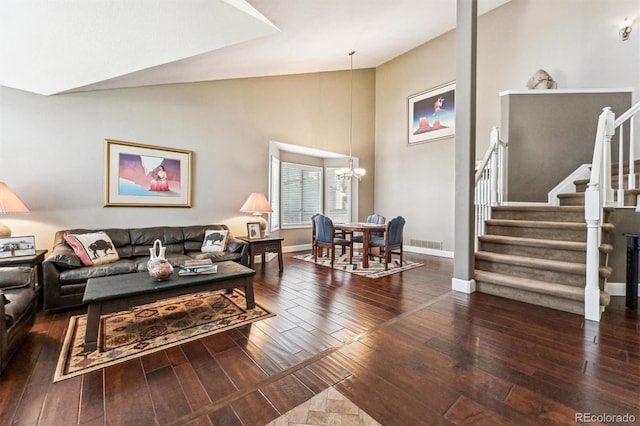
<box><xmin>314</xmin><ymin>214</ymin><xmax>353</xmax><ymax>267</ymax></box>
<box><xmin>352</xmin><ymin>214</ymin><xmax>386</xmax><ymax>243</ymax></box>
<box><xmin>368</xmin><ymin>216</ymin><xmax>405</xmax><ymax>270</ymax></box>
<box><xmin>310</xmin><ymin>213</ymin><xmax>321</xmax><ymax>258</ymax></box>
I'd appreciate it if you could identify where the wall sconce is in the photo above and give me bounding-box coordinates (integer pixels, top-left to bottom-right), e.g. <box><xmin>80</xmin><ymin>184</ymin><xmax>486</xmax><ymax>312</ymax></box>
<box><xmin>619</xmin><ymin>18</ymin><xmax>633</xmax><ymax>41</ymax></box>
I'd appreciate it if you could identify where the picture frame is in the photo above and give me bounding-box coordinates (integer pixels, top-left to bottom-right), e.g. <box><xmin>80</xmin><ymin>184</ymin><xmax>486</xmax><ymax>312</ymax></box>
<box><xmin>0</xmin><ymin>235</ymin><xmax>36</xmax><ymax>258</ymax></box>
<box><xmin>105</xmin><ymin>139</ymin><xmax>193</xmax><ymax>207</ymax></box>
<box><xmin>408</xmin><ymin>81</ymin><xmax>456</xmax><ymax>145</ymax></box>
<box><xmin>246</xmin><ymin>222</ymin><xmax>261</xmax><ymax>240</ymax></box>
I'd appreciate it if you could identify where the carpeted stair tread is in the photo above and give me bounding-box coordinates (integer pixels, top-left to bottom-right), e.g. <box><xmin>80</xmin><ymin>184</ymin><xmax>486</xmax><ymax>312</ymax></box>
<box><xmin>485</xmin><ymin>219</ymin><xmax>614</xmax><ymax>231</ymax></box>
<box><xmin>476</xmin><ymin>251</ymin><xmax>582</xmax><ymax>274</ymax></box>
<box><xmin>474</xmin><ymin>270</ymin><xmax>610</xmax><ymax>306</ymax></box>
<box><xmin>475</xmin><ymin>251</ymin><xmax>612</xmax><ymax>279</ymax></box>
<box><xmin>485</xmin><ymin>219</ymin><xmax>584</xmax><ymax>229</ymax></box>
<box><xmin>491</xmin><ymin>205</ymin><xmax>584</xmax><ymax>212</ymax></box>
<box><xmin>478</xmin><ymin>235</ymin><xmax>585</xmax><ymax>251</ymax></box>
<box><xmin>478</xmin><ymin>235</ymin><xmax>613</xmax><ymax>254</ymax></box>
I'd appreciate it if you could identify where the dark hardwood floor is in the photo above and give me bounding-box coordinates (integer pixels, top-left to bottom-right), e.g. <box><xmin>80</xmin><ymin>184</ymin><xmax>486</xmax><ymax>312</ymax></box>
<box><xmin>1</xmin><ymin>252</ymin><xmax>638</xmax><ymax>425</ymax></box>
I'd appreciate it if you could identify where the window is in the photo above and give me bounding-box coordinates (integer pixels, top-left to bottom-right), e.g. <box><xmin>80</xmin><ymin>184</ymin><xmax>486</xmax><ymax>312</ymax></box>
<box><xmin>280</xmin><ymin>162</ymin><xmax>322</xmax><ymax>227</ymax></box>
<box><xmin>269</xmin><ymin>156</ymin><xmax>280</xmax><ymax>232</ymax></box>
<box><xmin>326</xmin><ymin>168</ymin><xmax>351</xmax><ymax>223</ymax></box>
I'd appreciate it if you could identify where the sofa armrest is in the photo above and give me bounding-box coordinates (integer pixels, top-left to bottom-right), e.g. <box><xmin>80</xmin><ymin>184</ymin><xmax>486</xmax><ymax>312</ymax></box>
<box><xmin>227</xmin><ymin>239</ymin><xmax>249</xmax><ymax>266</ymax></box>
<box><xmin>0</xmin><ymin>267</ymin><xmax>34</xmax><ymax>291</ymax></box>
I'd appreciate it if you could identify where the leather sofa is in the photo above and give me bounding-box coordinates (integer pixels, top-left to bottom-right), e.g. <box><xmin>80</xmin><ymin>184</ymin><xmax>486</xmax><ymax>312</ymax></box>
<box><xmin>1</xmin><ymin>266</ymin><xmax>37</xmax><ymax>374</ymax></box>
<box><xmin>42</xmin><ymin>224</ymin><xmax>248</xmax><ymax>311</ymax></box>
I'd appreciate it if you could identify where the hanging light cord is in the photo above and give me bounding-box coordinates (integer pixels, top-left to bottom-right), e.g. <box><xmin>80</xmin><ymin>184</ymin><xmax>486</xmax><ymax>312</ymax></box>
<box><xmin>349</xmin><ymin>50</ymin><xmax>355</xmax><ymax>159</ymax></box>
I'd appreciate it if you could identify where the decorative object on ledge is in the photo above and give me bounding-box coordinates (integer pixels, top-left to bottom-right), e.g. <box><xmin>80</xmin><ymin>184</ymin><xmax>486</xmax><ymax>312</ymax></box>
<box><xmin>0</xmin><ymin>182</ymin><xmax>30</xmax><ymax>237</ymax></box>
<box><xmin>240</xmin><ymin>192</ymin><xmax>273</xmax><ymax>237</ymax></box>
<box><xmin>336</xmin><ymin>51</ymin><xmax>366</xmax><ymax>180</ymax></box>
<box><xmin>619</xmin><ymin>18</ymin><xmax>633</xmax><ymax>41</ymax></box>
<box><xmin>104</xmin><ymin>139</ymin><xmax>192</xmax><ymax>207</ymax></box>
<box><xmin>526</xmin><ymin>69</ymin><xmax>558</xmax><ymax>90</ymax></box>
<box><xmin>408</xmin><ymin>81</ymin><xmax>456</xmax><ymax>145</ymax></box>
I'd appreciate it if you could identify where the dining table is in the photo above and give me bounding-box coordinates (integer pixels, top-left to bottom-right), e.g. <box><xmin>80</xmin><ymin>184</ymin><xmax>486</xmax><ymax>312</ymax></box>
<box><xmin>335</xmin><ymin>222</ymin><xmax>386</xmax><ymax>268</ymax></box>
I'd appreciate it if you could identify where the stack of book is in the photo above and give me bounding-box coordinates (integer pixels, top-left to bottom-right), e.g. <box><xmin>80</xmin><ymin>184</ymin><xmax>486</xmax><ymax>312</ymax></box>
<box><xmin>178</xmin><ymin>259</ymin><xmax>218</xmax><ymax>276</ymax></box>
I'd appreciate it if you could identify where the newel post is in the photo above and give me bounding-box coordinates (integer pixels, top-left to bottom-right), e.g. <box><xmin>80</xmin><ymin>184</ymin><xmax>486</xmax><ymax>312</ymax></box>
<box><xmin>601</xmin><ymin>107</ymin><xmax>616</xmax><ymax>205</ymax></box>
<box><xmin>584</xmin><ymin>184</ymin><xmax>602</xmax><ymax>321</ymax></box>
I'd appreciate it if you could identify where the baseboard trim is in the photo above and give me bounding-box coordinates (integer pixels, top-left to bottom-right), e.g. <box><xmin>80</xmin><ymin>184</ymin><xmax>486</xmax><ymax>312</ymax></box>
<box><xmin>404</xmin><ymin>245</ymin><xmax>454</xmax><ymax>258</ymax></box>
<box><xmin>605</xmin><ymin>281</ymin><xmax>640</xmax><ymax>297</ymax></box>
<box><xmin>282</xmin><ymin>243</ymin><xmax>312</xmax><ymax>253</ymax></box>
<box><xmin>452</xmin><ymin>278</ymin><xmax>476</xmax><ymax>293</ymax></box>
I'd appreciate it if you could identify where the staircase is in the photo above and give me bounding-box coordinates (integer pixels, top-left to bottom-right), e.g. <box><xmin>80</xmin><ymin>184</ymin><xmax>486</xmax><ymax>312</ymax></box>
<box><xmin>474</xmin><ymin>203</ymin><xmax>612</xmax><ymax>315</ymax></box>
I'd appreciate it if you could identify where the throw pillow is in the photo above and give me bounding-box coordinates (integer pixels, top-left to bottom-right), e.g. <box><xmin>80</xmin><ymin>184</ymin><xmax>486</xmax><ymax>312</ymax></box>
<box><xmin>201</xmin><ymin>230</ymin><xmax>229</xmax><ymax>253</ymax></box>
<box><xmin>64</xmin><ymin>232</ymin><xmax>120</xmax><ymax>266</ymax></box>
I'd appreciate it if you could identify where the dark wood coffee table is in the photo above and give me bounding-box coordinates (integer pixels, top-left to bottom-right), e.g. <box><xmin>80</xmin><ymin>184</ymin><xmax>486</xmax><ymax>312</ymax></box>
<box><xmin>81</xmin><ymin>261</ymin><xmax>255</xmax><ymax>351</ymax></box>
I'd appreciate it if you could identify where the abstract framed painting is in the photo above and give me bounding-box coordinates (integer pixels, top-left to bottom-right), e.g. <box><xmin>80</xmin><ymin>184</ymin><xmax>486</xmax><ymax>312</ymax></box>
<box><xmin>104</xmin><ymin>139</ymin><xmax>192</xmax><ymax>207</ymax></box>
<box><xmin>408</xmin><ymin>81</ymin><xmax>456</xmax><ymax>145</ymax></box>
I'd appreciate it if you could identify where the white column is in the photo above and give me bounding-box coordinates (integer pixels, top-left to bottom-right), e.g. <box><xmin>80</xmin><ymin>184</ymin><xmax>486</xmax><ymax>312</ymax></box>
<box><xmin>452</xmin><ymin>0</ymin><xmax>477</xmax><ymax>294</ymax></box>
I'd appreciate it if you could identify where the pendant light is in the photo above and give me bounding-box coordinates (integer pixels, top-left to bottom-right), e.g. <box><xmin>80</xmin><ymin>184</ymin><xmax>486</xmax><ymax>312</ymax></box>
<box><xmin>336</xmin><ymin>51</ymin><xmax>366</xmax><ymax>181</ymax></box>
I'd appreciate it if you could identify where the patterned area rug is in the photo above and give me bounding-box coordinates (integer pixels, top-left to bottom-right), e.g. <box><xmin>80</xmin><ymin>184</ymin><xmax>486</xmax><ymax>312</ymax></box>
<box><xmin>293</xmin><ymin>253</ymin><xmax>423</xmax><ymax>278</ymax></box>
<box><xmin>54</xmin><ymin>290</ymin><xmax>274</xmax><ymax>382</ymax></box>
<box><xmin>265</xmin><ymin>386</ymin><xmax>381</xmax><ymax>425</ymax></box>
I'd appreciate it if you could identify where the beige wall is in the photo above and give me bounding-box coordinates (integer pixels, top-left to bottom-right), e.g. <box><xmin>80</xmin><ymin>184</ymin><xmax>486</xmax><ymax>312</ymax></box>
<box><xmin>0</xmin><ymin>69</ymin><xmax>375</xmax><ymax>251</ymax></box>
<box><xmin>375</xmin><ymin>0</ymin><xmax>640</xmax><ymax>252</ymax></box>
<box><xmin>2</xmin><ymin>0</ymin><xmax>640</xmax><ymax>255</ymax></box>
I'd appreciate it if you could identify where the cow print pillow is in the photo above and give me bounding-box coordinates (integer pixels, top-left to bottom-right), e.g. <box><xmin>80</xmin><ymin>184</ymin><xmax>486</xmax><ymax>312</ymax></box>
<box><xmin>201</xmin><ymin>230</ymin><xmax>229</xmax><ymax>253</ymax></box>
<box><xmin>64</xmin><ymin>231</ymin><xmax>120</xmax><ymax>266</ymax></box>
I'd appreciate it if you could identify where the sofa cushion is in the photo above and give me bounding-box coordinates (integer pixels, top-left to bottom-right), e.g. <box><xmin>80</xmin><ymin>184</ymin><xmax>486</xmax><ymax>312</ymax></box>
<box><xmin>201</xmin><ymin>230</ymin><xmax>229</xmax><ymax>253</ymax></box>
<box><xmin>58</xmin><ymin>259</ymin><xmax>138</xmax><ymax>285</ymax></box>
<box><xmin>65</xmin><ymin>232</ymin><xmax>121</xmax><ymax>266</ymax></box>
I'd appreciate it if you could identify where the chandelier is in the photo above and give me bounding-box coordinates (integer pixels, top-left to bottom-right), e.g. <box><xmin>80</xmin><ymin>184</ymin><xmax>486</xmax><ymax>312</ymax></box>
<box><xmin>336</xmin><ymin>51</ymin><xmax>366</xmax><ymax>181</ymax></box>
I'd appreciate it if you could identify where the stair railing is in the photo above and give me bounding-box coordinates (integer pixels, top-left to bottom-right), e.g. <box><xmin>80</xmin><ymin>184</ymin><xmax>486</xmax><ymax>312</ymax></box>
<box><xmin>475</xmin><ymin>127</ymin><xmax>507</xmax><ymax>239</ymax></box>
<box><xmin>585</xmin><ymin>101</ymin><xmax>640</xmax><ymax>321</ymax></box>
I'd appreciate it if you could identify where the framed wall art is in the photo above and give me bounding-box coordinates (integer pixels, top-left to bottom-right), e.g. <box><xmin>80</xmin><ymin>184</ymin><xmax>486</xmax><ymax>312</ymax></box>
<box><xmin>105</xmin><ymin>139</ymin><xmax>193</xmax><ymax>207</ymax></box>
<box><xmin>0</xmin><ymin>235</ymin><xmax>36</xmax><ymax>258</ymax></box>
<box><xmin>408</xmin><ymin>81</ymin><xmax>456</xmax><ymax>145</ymax></box>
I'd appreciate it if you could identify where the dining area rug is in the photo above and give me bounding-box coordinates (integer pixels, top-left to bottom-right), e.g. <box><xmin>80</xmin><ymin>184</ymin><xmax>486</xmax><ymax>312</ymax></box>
<box><xmin>54</xmin><ymin>289</ymin><xmax>274</xmax><ymax>382</ymax></box>
<box><xmin>293</xmin><ymin>253</ymin><xmax>423</xmax><ymax>278</ymax></box>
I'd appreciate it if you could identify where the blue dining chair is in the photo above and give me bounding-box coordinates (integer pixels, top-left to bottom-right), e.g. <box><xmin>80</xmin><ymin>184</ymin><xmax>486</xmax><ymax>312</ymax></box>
<box><xmin>314</xmin><ymin>214</ymin><xmax>353</xmax><ymax>267</ymax></box>
<box><xmin>368</xmin><ymin>216</ymin><xmax>405</xmax><ymax>270</ymax></box>
<box><xmin>352</xmin><ymin>214</ymin><xmax>386</xmax><ymax>243</ymax></box>
<box><xmin>310</xmin><ymin>213</ymin><xmax>322</xmax><ymax>258</ymax></box>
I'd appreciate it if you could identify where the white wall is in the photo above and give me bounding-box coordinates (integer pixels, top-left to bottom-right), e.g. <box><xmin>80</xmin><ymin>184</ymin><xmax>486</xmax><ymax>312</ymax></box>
<box><xmin>0</xmin><ymin>70</ymin><xmax>375</xmax><ymax>251</ymax></box>
<box><xmin>375</xmin><ymin>0</ymin><xmax>640</xmax><ymax>252</ymax></box>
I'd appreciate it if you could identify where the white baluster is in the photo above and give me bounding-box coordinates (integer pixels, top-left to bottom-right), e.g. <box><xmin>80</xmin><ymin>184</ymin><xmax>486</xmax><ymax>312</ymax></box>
<box><xmin>630</xmin><ymin>117</ymin><xmax>636</xmax><ymax>190</ymax></box>
<box><xmin>618</xmin><ymin>123</ymin><xmax>625</xmax><ymax>206</ymax></box>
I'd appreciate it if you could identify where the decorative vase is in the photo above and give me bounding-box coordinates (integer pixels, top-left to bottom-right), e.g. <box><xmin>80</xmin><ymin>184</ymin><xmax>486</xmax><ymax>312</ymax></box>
<box><xmin>147</xmin><ymin>239</ymin><xmax>173</xmax><ymax>281</ymax></box>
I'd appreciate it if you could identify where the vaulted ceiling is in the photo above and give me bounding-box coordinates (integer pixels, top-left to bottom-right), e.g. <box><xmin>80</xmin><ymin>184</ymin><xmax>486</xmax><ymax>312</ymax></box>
<box><xmin>0</xmin><ymin>0</ymin><xmax>511</xmax><ymax>96</ymax></box>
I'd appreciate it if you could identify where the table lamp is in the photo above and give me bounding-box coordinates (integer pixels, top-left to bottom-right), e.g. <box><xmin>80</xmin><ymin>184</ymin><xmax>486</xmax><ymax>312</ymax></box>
<box><xmin>0</xmin><ymin>182</ymin><xmax>30</xmax><ymax>237</ymax></box>
<box><xmin>240</xmin><ymin>193</ymin><xmax>273</xmax><ymax>237</ymax></box>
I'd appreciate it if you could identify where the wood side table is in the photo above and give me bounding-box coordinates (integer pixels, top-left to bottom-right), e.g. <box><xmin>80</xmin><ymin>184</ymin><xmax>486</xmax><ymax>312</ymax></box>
<box><xmin>238</xmin><ymin>236</ymin><xmax>284</xmax><ymax>272</ymax></box>
<box><xmin>0</xmin><ymin>249</ymin><xmax>48</xmax><ymax>307</ymax></box>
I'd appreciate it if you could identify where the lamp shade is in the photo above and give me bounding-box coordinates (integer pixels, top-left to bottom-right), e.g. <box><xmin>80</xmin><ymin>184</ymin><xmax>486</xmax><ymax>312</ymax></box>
<box><xmin>240</xmin><ymin>193</ymin><xmax>273</xmax><ymax>213</ymax></box>
<box><xmin>0</xmin><ymin>182</ymin><xmax>30</xmax><ymax>237</ymax></box>
<box><xmin>0</xmin><ymin>182</ymin><xmax>30</xmax><ymax>214</ymax></box>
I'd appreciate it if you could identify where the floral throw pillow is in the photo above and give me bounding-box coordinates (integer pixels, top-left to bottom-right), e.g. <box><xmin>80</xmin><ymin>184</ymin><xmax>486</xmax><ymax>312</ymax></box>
<box><xmin>64</xmin><ymin>231</ymin><xmax>120</xmax><ymax>266</ymax></box>
<box><xmin>201</xmin><ymin>230</ymin><xmax>229</xmax><ymax>253</ymax></box>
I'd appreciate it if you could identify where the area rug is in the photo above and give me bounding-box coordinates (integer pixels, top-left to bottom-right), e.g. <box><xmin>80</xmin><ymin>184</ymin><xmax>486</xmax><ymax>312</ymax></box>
<box><xmin>293</xmin><ymin>253</ymin><xmax>423</xmax><ymax>278</ymax></box>
<box><xmin>264</xmin><ymin>386</ymin><xmax>381</xmax><ymax>426</ymax></box>
<box><xmin>54</xmin><ymin>290</ymin><xmax>274</xmax><ymax>382</ymax></box>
